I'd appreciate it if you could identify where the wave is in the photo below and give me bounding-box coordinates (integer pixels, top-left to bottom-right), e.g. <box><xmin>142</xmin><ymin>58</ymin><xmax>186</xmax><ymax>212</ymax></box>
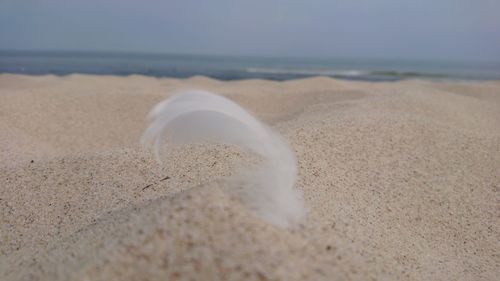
<box><xmin>245</xmin><ymin>67</ymin><xmax>450</xmax><ymax>80</ymax></box>
<box><xmin>245</xmin><ymin>67</ymin><xmax>369</xmax><ymax>77</ymax></box>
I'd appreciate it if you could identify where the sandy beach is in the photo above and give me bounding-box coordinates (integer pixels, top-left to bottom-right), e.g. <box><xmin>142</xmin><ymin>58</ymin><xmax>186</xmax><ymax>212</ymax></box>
<box><xmin>1</xmin><ymin>74</ymin><xmax>499</xmax><ymax>280</ymax></box>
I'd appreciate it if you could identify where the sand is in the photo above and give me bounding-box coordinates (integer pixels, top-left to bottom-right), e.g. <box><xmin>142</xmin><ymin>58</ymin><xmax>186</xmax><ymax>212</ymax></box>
<box><xmin>0</xmin><ymin>74</ymin><xmax>499</xmax><ymax>280</ymax></box>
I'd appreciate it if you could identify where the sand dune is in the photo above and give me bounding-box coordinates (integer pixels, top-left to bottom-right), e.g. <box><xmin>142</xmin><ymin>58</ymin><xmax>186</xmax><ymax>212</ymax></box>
<box><xmin>1</xmin><ymin>74</ymin><xmax>499</xmax><ymax>280</ymax></box>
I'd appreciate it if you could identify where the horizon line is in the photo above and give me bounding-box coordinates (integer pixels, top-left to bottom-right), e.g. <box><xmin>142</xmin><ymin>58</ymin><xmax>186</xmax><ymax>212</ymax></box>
<box><xmin>1</xmin><ymin>48</ymin><xmax>498</xmax><ymax>65</ymax></box>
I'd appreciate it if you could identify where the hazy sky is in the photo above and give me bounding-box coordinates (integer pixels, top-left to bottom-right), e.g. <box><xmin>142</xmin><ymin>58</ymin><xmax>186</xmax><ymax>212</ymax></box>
<box><xmin>1</xmin><ymin>0</ymin><xmax>499</xmax><ymax>62</ymax></box>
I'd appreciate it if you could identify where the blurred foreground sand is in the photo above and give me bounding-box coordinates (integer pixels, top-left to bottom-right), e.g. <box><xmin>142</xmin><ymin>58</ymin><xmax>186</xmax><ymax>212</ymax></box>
<box><xmin>1</xmin><ymin>74</ymin><xmax>499</xmax><ymax>280</ymax></box>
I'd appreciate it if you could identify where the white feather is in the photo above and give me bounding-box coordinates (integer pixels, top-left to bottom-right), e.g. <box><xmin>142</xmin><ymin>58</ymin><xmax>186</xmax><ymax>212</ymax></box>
<box><xmin>141</xmin><ymin>90</ymin><xmax>305</xmax><ymax>227</ymax></box>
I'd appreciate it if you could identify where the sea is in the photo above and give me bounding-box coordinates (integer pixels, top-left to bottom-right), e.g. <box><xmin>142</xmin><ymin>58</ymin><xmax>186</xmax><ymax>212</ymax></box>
<box><xmin>1</xmin><ymin>50</ymin><xmax>499</xmax><ymax>82</ymax></box>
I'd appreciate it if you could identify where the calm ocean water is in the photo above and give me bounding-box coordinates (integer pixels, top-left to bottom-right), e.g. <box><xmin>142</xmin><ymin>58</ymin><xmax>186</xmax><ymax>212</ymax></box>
<box><xmin>1</xmin><ymin>50</ymin><xmax>499</xmax><ymax>81</ymax></box>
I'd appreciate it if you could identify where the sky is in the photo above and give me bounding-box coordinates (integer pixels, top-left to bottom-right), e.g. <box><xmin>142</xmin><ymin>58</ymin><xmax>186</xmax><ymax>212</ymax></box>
<box><xmin>1</xmin><ymin>0</ymin><xmax>499</xmax><ymax>62</ymax></box>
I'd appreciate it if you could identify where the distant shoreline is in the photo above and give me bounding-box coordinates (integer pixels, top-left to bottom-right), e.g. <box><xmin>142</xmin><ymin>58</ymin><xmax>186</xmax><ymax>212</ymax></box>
<box><xmin>1</xmin><ymin>50</ymin><xmax>499</xmax><ymax>82</ymax></box>
<box><xmin>1</xmin><ymin>73</ymin><xmax>500</xmax><ymax>84</ymax></box>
